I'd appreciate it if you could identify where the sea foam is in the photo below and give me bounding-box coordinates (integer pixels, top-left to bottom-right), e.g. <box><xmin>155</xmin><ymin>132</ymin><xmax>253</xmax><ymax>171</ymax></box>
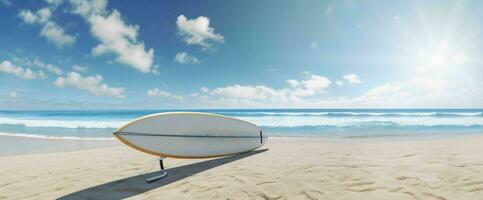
<box><xmin>0</xmin><ymin>117</ymin><xmax>126</xmax><ymax>129</ymax></box>
<box><xmin>0</xmin><ymin>132</ymin><xmax>115</xmax><ymax>140</ymax></box>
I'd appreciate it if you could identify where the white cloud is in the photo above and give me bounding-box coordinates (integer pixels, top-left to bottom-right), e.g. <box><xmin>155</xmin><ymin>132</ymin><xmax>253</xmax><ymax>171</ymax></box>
<box><xmin>38</xmin><ymin>70</ymin><xmax>48</xmax><ymax>79</ymax></box>
<box><xmin>147</xmin><ymin>88</ymin><xmax>184</xmax><ymax>102</ymax></box>
<box><xmin>151</xmin><ymin>64</ymin><xmax>160</xmax><ymax>75</ymax></box>
<box><xmin>190</xmin><ymin>92</ymin><xmax>199</xmax><ymax>97</ymax></box>
<box><xmin>26</xmin><ymin>58</ymin><xmax>46</xmax><ymax>68</ymax></box>
<box><xmin>197</xmin><ymin>75</ymin><xmax>482</xmax><ymax>108</ymax></box>
<box><xmin>70</xmin><ymin>0</ymin><xmax>107</xmax><ymax>18</ymax></box>
<box><xmin>22</xmin><ymin>58</ymin><xmax>63</xmax><ymax>75</ymax></box>
<box><xmin>40</xmin><ymin>22</ymin><xmax>76</xmax><ymax>47</ymax></box>
<box><xmin>336</xmin><ymin>80</ymin><xmax>343</xmax><ymax>86</ymax></box>
<box><xmin>70</xmin><ymin>0</ymin><xmax>154</xmax><ymax>73</ymax></box>
<box><xmin>176</xmin><ymin>15</ymin><xmax>224</xmax><ymax>50</ymax></box>
<box><xmin>72</xmin><ymin>64</ymin><xmax>88</xmax><ymax>72</ymax></box>
<box><xmin>174</xmin><ymin>52</ymin><xmax>199</xmax><ymax>64</ymax></box>
<box><xmin>18</xmin><ymin>10</ymin><xmax>37</xmax><ymax>24</ymax></box>
<box><xmin>201</xmin><ymin>72</ymin><xmax>331</xmax><ymax>105</ymax></box>
<box><xmin>310</xmin><ymin>42</ymin><xmax>318</xmax><ymax>49</ymax></box>
<box><xmin>18</xmin><ymin>6</ymin><xmax>76</xmax><ymax>48</ymax></box>
<box><xmin>300</xmin><ymin>73</ymin><xmax>331</xmax><ymax>94</ymax></box>
<box><xmin>46</xmin><ymin>64</ymin><xmax>63</xmax><ymax>75</ymax></box>
<box><xmin>0</xmin><ymin>60</ymin><xmax>47</xmax><ymax>80</ymax></box>
<box><xmin>1</xmin><ymin>0</ymin><xmax>12</xmax><ymax>7</ymax></box>
<box><xmin>325</xmin><ymin>5</ymin><xmax>334</xmax><ymax>16</ymax></box>
<box><xmin>342</xmin><ymin>74</ymin><xmax>362</xmax><ymax>84</ymax></box>
<box><xmin>286</xmin><ymin>79</ymin><xmax>300</xmax><ymax>87</ymax></box>
<box><xmin>45</xmin><ymin>0</ymin><xmax>63</xmax><ymax>6</ymax></box>
<box><xmin>317</xmin><ymin>76</ymin><xmax>481</xmax><ymax>108</ymax></box>
<box><xmin>8</xmin><ymin>91</ymin><xmax>16</xmax><ymax>98</ymax></box>
<box><xmin>54</xmin><ymin>71</ymin><xmax>125</xmax><ymax>98</ymax></box>
<box><xmin>201</xmin><ymin>87</ymin><xmax>209</xmax><ymax>93</ymax></box>
<box><xmin>343</xmin><ymin>77</ymin><xmax>483</xmax><ymax>108</ymax></box>
<box><xmin>212</xmin><ymin>85</ymin><xmax>279</xmax><ymax>101</ymax></box>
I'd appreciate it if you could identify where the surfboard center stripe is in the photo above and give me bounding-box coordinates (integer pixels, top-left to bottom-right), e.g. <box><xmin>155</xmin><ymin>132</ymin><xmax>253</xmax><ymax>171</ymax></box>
<box><xmin>115</xmin><ymin>131</ymin><xmax>268</xmax><ymax>139</ymax></box>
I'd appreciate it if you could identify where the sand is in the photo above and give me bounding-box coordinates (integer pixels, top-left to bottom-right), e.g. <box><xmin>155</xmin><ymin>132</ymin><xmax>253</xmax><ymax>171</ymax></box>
<box><xmin>0</xmin><ymin>135</ymin><xmax>119</xmax><ymax>156</ymax></box>
<box><xmin>1</xmin><ymin>136</ymin><xmax>483</xmax><ymax>200</ymax></box>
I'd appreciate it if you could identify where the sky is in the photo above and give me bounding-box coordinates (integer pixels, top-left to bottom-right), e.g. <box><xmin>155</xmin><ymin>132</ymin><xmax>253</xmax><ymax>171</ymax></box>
<box><xmin>0</xmin><ymin>0</ymin><xmax>482</xmax><ymax>109</ymax></box>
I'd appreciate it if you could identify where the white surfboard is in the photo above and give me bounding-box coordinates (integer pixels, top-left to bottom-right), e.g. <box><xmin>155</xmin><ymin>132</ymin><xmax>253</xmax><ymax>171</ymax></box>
<box><xmin>113</xmin><ymin>112</ymin><xmax>267</xmax><ymax>158</ymax></box>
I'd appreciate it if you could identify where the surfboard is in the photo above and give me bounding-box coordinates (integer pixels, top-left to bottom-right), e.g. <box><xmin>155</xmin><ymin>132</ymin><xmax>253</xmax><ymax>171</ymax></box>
<box><xmin>113</xmin><ymin>112</ymin><xmax>267</xmax><ymax>158</ymax></box>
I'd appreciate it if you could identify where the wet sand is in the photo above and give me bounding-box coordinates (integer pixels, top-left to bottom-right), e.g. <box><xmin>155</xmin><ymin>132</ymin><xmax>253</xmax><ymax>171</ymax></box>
<box><xmin>0</xmin><ymin>135</ymin><xmax>119</xmax><ymax>156</ymax></box>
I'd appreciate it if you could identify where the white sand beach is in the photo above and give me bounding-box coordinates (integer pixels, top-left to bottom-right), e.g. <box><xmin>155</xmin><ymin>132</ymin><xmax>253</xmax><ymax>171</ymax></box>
<box><xmin>1</xmin><ymin>135</ymin><xmax>483</xmax><ymax>200</ymax></box>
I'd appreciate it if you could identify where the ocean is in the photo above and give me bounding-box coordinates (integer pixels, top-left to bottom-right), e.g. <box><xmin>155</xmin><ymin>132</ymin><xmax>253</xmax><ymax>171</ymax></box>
<box><xmin>0</xmin><ymin>109</ymin><xmax>482</xmax><ymax>140</ymax></box>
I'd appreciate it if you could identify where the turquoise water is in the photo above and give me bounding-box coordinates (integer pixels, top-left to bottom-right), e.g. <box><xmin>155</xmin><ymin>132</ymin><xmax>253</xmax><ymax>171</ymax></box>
<box><xmin>0</xmin><ymin>109</ymin><xmax>482</xmax><ymax>140</ymax></box>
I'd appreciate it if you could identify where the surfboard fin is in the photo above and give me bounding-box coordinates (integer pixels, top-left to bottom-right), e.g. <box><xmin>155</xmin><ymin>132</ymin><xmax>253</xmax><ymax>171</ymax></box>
<box><xmin>146</xmin><ymin>157</ymin><xmax>168</xmax><ymax>183</ymax></box>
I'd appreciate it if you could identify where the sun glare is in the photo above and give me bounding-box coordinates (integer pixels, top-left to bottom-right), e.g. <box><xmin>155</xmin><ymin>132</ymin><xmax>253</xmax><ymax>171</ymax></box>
<box><xmin>394</xmin><ymin>1</ymin><xmax>474</xmax><ymax>79</ymax></box>
<box><xmin>415</xmin><ymin>39</ymin><xmax>466</xmax><ymax>76</ymax></box>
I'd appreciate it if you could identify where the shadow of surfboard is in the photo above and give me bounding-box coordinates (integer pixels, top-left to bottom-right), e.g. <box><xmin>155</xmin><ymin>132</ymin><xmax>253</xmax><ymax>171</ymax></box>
<box><xmin>58</xmin><ymin>149</ymin><xmax>268</xmax><ymax>200</ymax></box>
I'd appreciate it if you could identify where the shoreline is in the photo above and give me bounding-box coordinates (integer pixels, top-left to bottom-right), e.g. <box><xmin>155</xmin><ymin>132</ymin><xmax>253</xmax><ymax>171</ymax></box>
<box><xmin>2</xmin><ymin>132</ymin><xmax>483</xmax><ymax>157</ymax></box>
<box><xmin>0</xmin><ymin>135</ymin><xmax>120</xmax><ymax>157</ymax></box>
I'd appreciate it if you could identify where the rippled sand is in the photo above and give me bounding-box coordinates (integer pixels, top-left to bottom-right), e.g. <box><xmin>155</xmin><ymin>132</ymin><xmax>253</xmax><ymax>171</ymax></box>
<box><xmin>1</xmin><ymin>136</ymin><xmax>483</xmax><ymax>199</ymax></box>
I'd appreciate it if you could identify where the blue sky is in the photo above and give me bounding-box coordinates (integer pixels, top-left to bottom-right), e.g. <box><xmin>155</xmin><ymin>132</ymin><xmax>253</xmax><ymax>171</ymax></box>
<box><xmin>0</xmin><ymin>0</ymin><xmax>482</xmax><ymax>109</ymax></box>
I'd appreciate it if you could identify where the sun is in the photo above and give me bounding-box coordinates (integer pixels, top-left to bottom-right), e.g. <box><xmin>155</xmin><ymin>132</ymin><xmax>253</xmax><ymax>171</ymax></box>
<box><xmin>413</xmin><ymin>38</ymin><xmax>467</xmax><ymax>77</ymax></box>
<box><xmin>417</xmin><ymin>39</ymin><xmax>465</xmax><ymax>66</ymax></box>
<box><xmin>417</xmin><ymin>39</ymin><xmax>449</xmax><ymax>66</ymax></box>
<box><xmin>392</xmin><ymin>1</ymin><xmax>474</xmax><ymax>79</ymax></box>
